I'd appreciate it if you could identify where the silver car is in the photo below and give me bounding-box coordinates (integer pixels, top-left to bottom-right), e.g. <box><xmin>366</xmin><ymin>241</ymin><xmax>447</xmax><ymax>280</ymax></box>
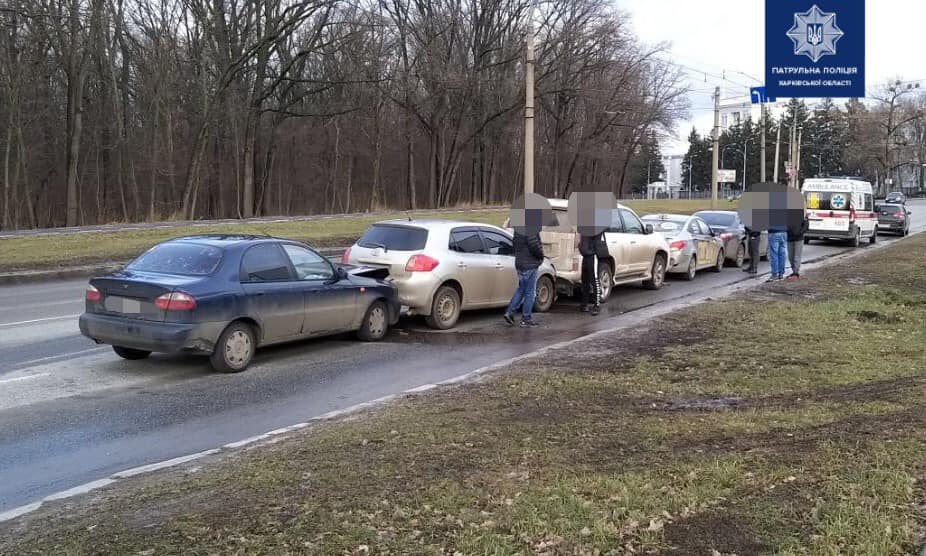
<box><xmin>344</xmin><ymin>220</ymin><xmax>557</xmax><ymax>329</ymax></box>
<box><xmin>640</xmin><ymin>214</ymin><xmax>726</xmax><ymax>281</ymax></box>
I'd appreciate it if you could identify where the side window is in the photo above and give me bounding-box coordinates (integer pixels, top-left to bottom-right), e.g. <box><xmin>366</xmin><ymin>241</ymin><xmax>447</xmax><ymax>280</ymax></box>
<box><xmin>620</xmin><ymin>209</ymin><xmax>644</xmax><ymax>234</ymax></box>
<box><xmin>688</xmin><ymin>219</ymin><xmax>702</xmax><ymax>236</ymax></box>
<box><xmin>699</xmin><ymin>220</ymin><xmax>713</xmax><ymax>235</ymax></box>
<box><xmin>240</xmin><ymin>244</ymin><xmax>293</xmax><ymax>282</ymax></box>
<box><xmin>449</xmin><ymin>229</ymin><xmax>487</xmax><ymax>254</ymax></box>
<box><xmin>282</xmin><ymin>244</ymin><xmax>334</xmax><ymax>280</ymax></box>
<box><xmin>481</xmin><ymin>230</ymin><xmax>514</xmax><ymax>256</ymax></box>
<box><xmin>606</xmin><ymin>210</ymin><xmax>624</xmax><ymax>233</ymax></box>
<box><xmin>863</xmin><ymin>194</ymin><xmax>873</xmax><ymax>212</ymax></box>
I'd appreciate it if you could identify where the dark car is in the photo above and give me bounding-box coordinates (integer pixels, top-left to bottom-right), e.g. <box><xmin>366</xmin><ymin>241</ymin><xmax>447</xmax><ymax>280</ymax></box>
<box><xmin>885</xmin><ymin>191</ymin><xmax>906</xmax><ymax>205</ymax></box>
<box><xmin>693</xmin><ymin>210</ymin><xmax>767</xmax><ymax>267</ymax></box>
<box><xmin>875</xmin><ymin>203</ymin><xmax>912</xmax><ymax>236</ymax></box>
<box><xmin>79</xmin><ymin>235</ymin><xmax>400</xmax><ymax>372</ymax></box>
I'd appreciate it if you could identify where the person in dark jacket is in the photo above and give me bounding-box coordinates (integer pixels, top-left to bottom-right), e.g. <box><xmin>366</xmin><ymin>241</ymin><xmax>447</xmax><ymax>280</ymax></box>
<box><xmin>504</xmin><ymin>211</ymin><xmax>544</xmax><ymax>327</ymax></box>
<box><xmin>742</xmin><ymin>227</ymin><xmax>762</xmax><ymax>275</ymax></box>
<box><xmin>578</xmin><ymin>231</ymin><xmax>606</xmax><ymax>315</ymax></box>
<box><xmin>786</xmin><ymin>211</ymin><xmax>809</xmax><ymax>280</ymax></box>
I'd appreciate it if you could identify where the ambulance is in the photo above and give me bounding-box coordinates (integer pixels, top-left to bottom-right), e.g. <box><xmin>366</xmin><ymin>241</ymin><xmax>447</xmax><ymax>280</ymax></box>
<box><xmin>801</xmin><ymin>178</ymin><xmax>878</xmax><ymax>247</ymax></box>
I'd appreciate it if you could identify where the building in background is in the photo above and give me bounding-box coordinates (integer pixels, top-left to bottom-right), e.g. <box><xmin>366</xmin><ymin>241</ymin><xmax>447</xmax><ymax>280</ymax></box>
<box><xmin>720</xmin><ymin>96</ymin><xmax>789</xmax><ymax>131</ymax></box>
<box><xmin>662</xmin><ymin>154</ymin><xmax>684</xmax><ymax>194</ymax></box>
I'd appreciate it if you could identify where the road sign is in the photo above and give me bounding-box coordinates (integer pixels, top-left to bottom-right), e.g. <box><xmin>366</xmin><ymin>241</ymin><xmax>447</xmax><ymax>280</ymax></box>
<box><xmin>765</xmin><ymin>0</ymin><xmax>865</xmax><ymax>98</ymax></box>
<box><xmin>718</xmin><ymin>169</ymin><xmax>737</xmax><ymax>183</ymax></box>
<box><xmin>750</xmin><ymin>87</ymin><xmax>777</xmax><ymax>104</ymax></box>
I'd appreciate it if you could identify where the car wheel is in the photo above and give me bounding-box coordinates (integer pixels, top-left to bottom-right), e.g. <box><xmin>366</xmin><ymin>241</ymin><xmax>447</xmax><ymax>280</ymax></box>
<box><xmin>869</xmin><ymin>228</ymin><xmax>877</xmax><ymax>244</ymax></box>
<box><xmin>850</xmin><ymin>229</ymin><xmax>860</xmax><ymax>247</ymax></box>
<box><xmin>597</xmin><ymin>261</ymin><xmax>613</xmax><ymax>302</ymax></box>
<box><xmin>533</xmin><ymin>275</ymin><xmax>555</xmax><ymax>313</ymax></box>
<box><xmin>711</xmin><ymin>249</ymin><xmax>724</xmax><ymax>272</ymax></box>
<box><xmin>357</xmin><ymin>300</ymin><xmax>389</xmax><ymax>341</ymax></box>
<box><xmin>425</xmin><ymin>285</ymin><xmax>461</xmax><ymax>330</ymax></box>
<box><xmin>803</xmin><ymin>237</ymin><xmax>810</xmax><ymax>245</ymax></box>
<box><xmin>731</xmin><ymin>243</ymin><xmax>746</xmax><ymax>268</ymax></box>
<box><xmin>682</xmin><ymin>255</ymin><xmax>697</xmax><ymax>281</ymax></box>
<box><xmin>112</xmin><ymin>346</ymin><xmax>151</xmax><ymax>360</ymax></box>
<box><xmin>642</xmin><ymin>254</ymin><xmax>667</xmax><ymax>290</ymax></box>
<box><xmin>210</xmin><ymin>321</ymin><xmax>256</xmax><ymax>373</ymax></box>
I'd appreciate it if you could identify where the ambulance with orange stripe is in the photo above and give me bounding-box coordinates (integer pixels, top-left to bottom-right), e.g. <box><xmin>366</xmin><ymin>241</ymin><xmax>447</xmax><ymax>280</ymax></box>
<box><xmin>801</xmin><ymin>178</ymin><xmax>878</xmax><ymax>247</ymax></box>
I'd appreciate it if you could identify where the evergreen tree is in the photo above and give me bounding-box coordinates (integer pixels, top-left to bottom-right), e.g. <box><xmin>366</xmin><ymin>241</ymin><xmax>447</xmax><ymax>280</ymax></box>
<box><xmin>681</xmin><ymin>128</ymin><xmax>711</xmax><ymax>192</ymax></box>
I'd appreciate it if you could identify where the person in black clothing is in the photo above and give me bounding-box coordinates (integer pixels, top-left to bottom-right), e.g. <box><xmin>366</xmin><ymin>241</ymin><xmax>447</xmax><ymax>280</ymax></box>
<box><xmin>743</xmin><ymin>227</ymin><xmax>762</xmax><ymax>275</ymax></box>
<box><xmin>578</xmin><ymin>231</ymin><xmax>606</xmax><ymax>315</ymax></box>
<box><xmin>504</xmin><ymin>211</ymin><xmax>544</xmax><ymax>327</ymax></box>
<box><xmin>786</xmin><ymin>210</ymin><xmax>809</xmax><ymax>280</ymax></box>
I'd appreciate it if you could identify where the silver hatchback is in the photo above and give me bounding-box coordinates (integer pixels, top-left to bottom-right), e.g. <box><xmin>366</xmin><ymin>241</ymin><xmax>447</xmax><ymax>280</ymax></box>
<box><xmin>640</xmin><ymin>214</ymin><xmax>726</xmax><ymax>280</ymax></box>
<box><xmin>344</xmin><ymin>220</ymin><xmax>557</xmax><ymax>329</ymax></box>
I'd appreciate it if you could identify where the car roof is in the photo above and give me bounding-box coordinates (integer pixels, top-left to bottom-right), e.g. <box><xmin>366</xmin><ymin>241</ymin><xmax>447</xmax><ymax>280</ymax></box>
<box><xmin>641</xmin><ymin>213</ymin><xmax>693</xmax><ymax>221</ymax></box>
<box><xmin>373</xmin><ymin>219</ymin><xmax>506</xmax><ymax>232</ymax></box>
<box><xmin>165</xmin><ymin>234</ymin><xmax>280</xmax><ymax>247</ymax></box>
<box><xmin>547</xmin><ymin>198</ymin><xmax>631</xmax><ymax>211</ymax></box>
<box><xmin>694</xmin><ymin>210</ymin><xmax>737</xmax><ymax>216</ymax></box>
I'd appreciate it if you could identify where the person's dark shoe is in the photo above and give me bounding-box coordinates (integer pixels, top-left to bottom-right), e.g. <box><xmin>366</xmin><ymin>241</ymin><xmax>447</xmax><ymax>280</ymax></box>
<box><xmin>590</xmin><ymin>305</ymin><xmax>600</xmax><ymax>316</ymax></box>
<box><xmin>765</xmin><ymin>276</ymin><xmax>778</xmax><ymax>283</ymax></box>
<box><xmin>519</xmin><ymin>319</ymin><xmax>539</xmax><ymax>328</ymax></box>
<box><xmin>743</xmin><ymin>266</ymin><xmax>757</xmax><ymax>274</ymax></box>
<box><xmin>503</xmin><ymin>313</ymin><xmax>516</xmax><ymax>326</ymax></box>
<box><xmin>579</xmin><ymin>305</ymin><xmax>589</xmax><ymax>313</ymax></box>
<box><xmin>786</xmin><ymin>273</ymin><xmax>800</xmax><ymax>281</ymax></box>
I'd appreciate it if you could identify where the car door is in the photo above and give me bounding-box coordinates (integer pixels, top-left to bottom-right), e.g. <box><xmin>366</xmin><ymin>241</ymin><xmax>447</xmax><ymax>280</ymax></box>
<box><xmin>480</xmin><ymin>229</ymin><xmax>518</xmax><ymax>304</ymax></box>
<box><xmin>448</xmin><ymin>228</ymin><xmax>495</xmax><ymax>306</ymax></box>
<box><xmin>618</xmin><ymin>208</ymin><xmax>650</xmax><ymax>274</ymax></box>
<box><xmin>603</xmin><ymin>212</ymin><xmax>633</xmax><ymax>277</ymax></box>
<box><xmin>696</xmin><ymin>219</ymin><xmax>720</xmax><ymax>266</ymax></box>
<box><xmin>239</xmin><ymin>243</ymin><xmax>305</xmax><ymax>343</ymax></box>
<box><xmin>687</xmin><ymin>218</ymin><xmax>709</xmax><ymax>268</ymax></box>
<box><xmin>281</xmin><ymin>243</ymin><xmax>356</xmax><ymax>334</ymax></box>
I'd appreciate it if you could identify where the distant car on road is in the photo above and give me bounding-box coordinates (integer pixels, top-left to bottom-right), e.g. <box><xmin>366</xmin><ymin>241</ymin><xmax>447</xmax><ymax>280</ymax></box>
<box><xmin>80</xmin><ymin>235</ymin><xmax>399</xmax><ymax>372</ymax></box>
<box><xmin>343</xmin><ymin>220</ymin><xmax>556</xmax><ymax>330</ymax></box>
<box><xmin>693</xmin><ymin>210</ymin><xmax>768</xmax><ymax>267</ymax></box>
<box><xmin>885</xmin><ymin>191</ymin><xmax>906</xmax><ymax>205</ymax></box>
<box><xmin>875</xmin><ymin>203</ymin><xmax>912</xmax><ymax>236</ymax></box>
<box><xmin>641</xmin><ymin>214</ymin><xmax>725</xmax><ymax>280</ymax></box>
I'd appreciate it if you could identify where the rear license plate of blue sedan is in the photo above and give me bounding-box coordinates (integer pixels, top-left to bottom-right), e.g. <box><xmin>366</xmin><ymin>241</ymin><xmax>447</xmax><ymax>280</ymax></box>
<box><xmin>105</xmin><ymin>296</ymin><xmax>141</xmax><ymax>314</ymax></box>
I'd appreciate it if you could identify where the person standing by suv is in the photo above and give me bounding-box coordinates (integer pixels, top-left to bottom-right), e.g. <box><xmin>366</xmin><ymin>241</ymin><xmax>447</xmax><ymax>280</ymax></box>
<box><xmin>504</xmin><ymin>210</ymin><xmax>544</xmax><ymax>327</ymax></box>
<box><xmin>742</xmin><ymin>226</ymin><xmax>762</xmax><ymax>275</ymax></box>
<box><xmin>579</xmin><ymin>231</ymin><xmax>606</xmax><ymax>315</ymax></box>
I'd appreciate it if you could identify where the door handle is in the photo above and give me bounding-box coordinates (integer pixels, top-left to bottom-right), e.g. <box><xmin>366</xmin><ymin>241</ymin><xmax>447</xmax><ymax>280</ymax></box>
<box><xmin>457</xmin><ymin>262</ymin><xmax>467</xmax><ymax>268</ymax></box>
<box><xmin>629</xmin><ymin>241</ymin><xmax>637</xmax><ymax>245</ymax></box>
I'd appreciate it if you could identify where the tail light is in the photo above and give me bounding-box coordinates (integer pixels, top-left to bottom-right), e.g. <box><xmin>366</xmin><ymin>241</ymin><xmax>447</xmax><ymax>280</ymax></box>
<box><xmin>719</xmin><ymin>232</ymin><xmax>734</xmax><ymax>241</ymax></box>
<box><xmin>893</xmin><ymin>212</ymin><xmax>905</xmax><ymax>219</ymax></box>
<box><xmin>85</xmin><ymin>285</ymin><xmax>101</xmax><ymax>302</ymax></box>
<box><xmin>341</xmin><ymin>247</ymin><xmax>352</xmax><ymax>265</ymax></box>
<box><xmin>572</xmin><ymin>257</ymin><xmax>580</xmax><ymax>272</ymax></box>
<box><xmin>669</xmin><ymin>240</ymin><xmax>687</xmax><ymax>250</ymax></box>
<box><xmin>849</xmin><ymin>207</ymin><xmax>856</xmax><ymax>222</ymax></box>
<box><xmin>155</xmin><ymin>291</ymin><xmax>197</xmax><ymax>311</ymax></box>
<box><xmin>405</xmin><ymin>254</ymin><xmax>440</xmax><ymax>272</ymax></box>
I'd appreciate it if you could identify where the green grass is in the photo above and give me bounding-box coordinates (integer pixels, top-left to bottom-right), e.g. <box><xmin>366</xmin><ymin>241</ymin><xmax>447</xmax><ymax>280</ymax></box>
<box><xmin>0</xmin><ymin>200</ymin><xmax>727</xmax><ymax>272</ymax></box>
<box><xmin>7</xmin><ymin>205</ymin><xmax>923</xmax><ymax>556</ymax></box>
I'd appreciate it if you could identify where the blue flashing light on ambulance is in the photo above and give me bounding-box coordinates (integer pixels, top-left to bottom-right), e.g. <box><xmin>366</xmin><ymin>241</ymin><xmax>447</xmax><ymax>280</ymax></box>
<box><xmin>801</xmin><ymin>178</ymin><xmax>878</xmax><ymax>248</ymax></box>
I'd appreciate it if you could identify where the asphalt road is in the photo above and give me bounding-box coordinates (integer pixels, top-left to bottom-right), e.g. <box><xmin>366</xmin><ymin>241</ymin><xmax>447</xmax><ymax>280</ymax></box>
<box><xmin>1</xmin><ymin>202</ymin><xmax>924</xmax><ymax>513</ymax></box>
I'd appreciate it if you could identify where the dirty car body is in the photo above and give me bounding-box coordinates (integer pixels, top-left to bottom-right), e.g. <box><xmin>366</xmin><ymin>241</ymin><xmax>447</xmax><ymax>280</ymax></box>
<box><xmin>79</xmin><ymin>235</ymin><xmax>399</xmax><ymax>371</ymax></box>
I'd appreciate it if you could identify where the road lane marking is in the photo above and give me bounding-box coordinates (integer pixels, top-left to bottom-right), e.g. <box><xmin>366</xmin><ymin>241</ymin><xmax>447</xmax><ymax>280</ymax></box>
<box><xmin>8</xmin><ymin>348</ymin><xmax>105</xmax><ymax>371</ymax></box>
<box><xmin>113</xmin><ymin>450</ymin><xmax>222</xmax><ymax>479</ymax></box>
<box><xmin>0</xmin><ymin>373</ymin><xmax>51</xmax><ymax>385</ymax></box>
<box><xmin>0</xmin><ymin>314</ymin><xmax>80</xmax><ymax>328</ymax></box>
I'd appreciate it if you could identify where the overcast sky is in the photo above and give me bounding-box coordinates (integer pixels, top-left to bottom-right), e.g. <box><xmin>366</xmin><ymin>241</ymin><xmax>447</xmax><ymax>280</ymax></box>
<box><xmin>616</xmin><ymin>0</ymin><xmax>926</xmax><ymax>154</ymax></box>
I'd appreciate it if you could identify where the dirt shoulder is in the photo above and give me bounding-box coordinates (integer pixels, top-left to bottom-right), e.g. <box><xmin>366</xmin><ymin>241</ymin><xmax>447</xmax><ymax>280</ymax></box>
<box><xmin>4</xmin><ymin>234</ymin><xmax>924</xmax><ymax>555</ymax></box>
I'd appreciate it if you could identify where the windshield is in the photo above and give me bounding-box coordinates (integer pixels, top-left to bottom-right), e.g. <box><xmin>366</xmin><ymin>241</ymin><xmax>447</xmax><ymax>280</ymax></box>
<box><xmin>697</xmin><ymin>213</ymin><xmax>736</xmax><ymax>228</ymax></box>
<box><xmin>641</xmin><ymin>216</ymin><xmax>686</xmax><ymax>233</ymax></box>
<box><xmin>805</xmin><ymin>191</ymin><xmax>851</xmax><ymax>211</ymax></box>
<box><xmin>358</xmin><ymin>224</ymin><xmax>428</xmax><ymax>251</ymax></box>
<box><xmin>127</xmin><ymin>242</ymin><xmax>224</xmax><ymax>276</ymax></box>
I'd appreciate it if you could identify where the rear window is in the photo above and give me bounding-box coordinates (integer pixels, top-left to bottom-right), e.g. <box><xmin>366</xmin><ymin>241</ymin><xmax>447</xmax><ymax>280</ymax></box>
<box><xmin>805</xmin><ymin>191</ymin><xmax>851</xmax><ymax>211</ymax></box>
<box><xmin>697</xmin><ymin>213</ymin><xmax>736</xmax><ymax>228</ymax></box>
<box><xmin>879</xmin><ymin>204</ymin><xmax>903</xmax><ymax>213</ymax></box>
<box><xmin>127</xmin><ymin>242</ymin><xmax>223</xmax><ymax>276</ymax></box>
<box><xmin>641</xmin><ymin>216</ymin><xmax>686</xmax><ymax>233</ymax></box>
<box><xmin>358</xmin><ymin>224</ymin><xmax>428</xmax><ymax>251</ymax></box>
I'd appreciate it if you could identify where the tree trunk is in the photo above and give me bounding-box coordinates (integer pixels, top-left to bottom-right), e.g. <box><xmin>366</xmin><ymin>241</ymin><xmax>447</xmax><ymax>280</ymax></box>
<box><xmin>2</xmin><ymin>125</ymin><xmax>11</xmax><ymax>229</ymax></box>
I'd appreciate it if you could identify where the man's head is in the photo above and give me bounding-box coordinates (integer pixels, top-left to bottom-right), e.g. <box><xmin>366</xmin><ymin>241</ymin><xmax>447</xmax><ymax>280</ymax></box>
<box><xmin>568</xmin><ymin>191</ymin><xmax>616</xmax><ymax>236</ymax></box>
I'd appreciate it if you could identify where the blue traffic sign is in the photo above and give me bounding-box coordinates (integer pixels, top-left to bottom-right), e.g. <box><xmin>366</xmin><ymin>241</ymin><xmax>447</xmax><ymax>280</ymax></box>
<box><xmin>749</xmin><ymin>87</ymin><xmax>777</xmax><ymax>104</ymax></box>
<box><xmin>766</xmin><ymin>0</ymin><xmax>865</xmax><ymax>98</ymax></box>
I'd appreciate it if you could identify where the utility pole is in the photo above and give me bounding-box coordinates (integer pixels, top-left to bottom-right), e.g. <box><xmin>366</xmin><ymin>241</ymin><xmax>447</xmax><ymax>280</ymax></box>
<box><xmin>711</xmin><ymin>86</ymin><xmax>720</xmax><ymax>209</ymax></box>
<box><xmin>760</xmin><ymin>103</ymin><xmax>767</xmax><ymax>182</ymax></box>
<box><xmin>789</xmin><ymin>118</ymin><xmax>797</xmax><ymax>188</ymax></box>
<box><xmin>523</xmin><ymin>12</ymin><xmax>535</xmax><ymax>196</ymax></box>
<box><xmin>796</xmin><ymin>127</ymin><xmax>803</xmax><ymax>188</ymax></box>
<box><xmin>743</xmin><ymin>139</ymin><xmax>748</xmax><ymax>190</ymax></box>
<box><xmin>773</xmin><ymin>118</ymin><xmax>781</xmax><ymax>183</ymax></box>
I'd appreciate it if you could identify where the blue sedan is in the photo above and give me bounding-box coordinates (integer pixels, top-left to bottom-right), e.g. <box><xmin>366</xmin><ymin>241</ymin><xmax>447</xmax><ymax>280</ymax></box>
<box><xmin>79</xmin><ymin>235</ymin><xmax>400</xmax><ymax>372</ymax></box>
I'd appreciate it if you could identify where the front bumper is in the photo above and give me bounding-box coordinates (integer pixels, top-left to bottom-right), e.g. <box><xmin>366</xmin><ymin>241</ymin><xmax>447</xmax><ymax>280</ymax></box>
<box><xmin>79</xmin><ymin>313</ymin><xmax>225</xmax><ymax>353</ymax></box>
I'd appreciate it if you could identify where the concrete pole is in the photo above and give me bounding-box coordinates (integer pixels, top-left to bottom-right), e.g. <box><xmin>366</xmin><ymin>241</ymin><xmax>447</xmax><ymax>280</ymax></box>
<box><xmin>711</xmin><ymin>86</ymin><xmax>720</xmax><ymax>209</ymax></box>
<box><xmin>523</xmin><ymin>16</ymin><xmax>535</xmax><ymax>196</ymax></box>
<box><xmin>796</xmin><ymin>127</ymin><xmax>803</xmax><ymax>188</ymax></box>
<box><xmin>773</xmin><ymin>120</ymin><xmax>781</xmax><ymax>183</ymax></box>
<box><xmin>760</xmin><ymin>104</ymin><xmax>767</xmax><ymax>182</ymax></box>
<box><xmin>789</xmin><ymin>119</ymin><xmax>797</xmax><ymax>188</ymax></box>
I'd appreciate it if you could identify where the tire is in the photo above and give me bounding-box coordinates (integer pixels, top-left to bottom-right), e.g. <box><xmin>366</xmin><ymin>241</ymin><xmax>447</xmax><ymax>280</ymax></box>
<box><xmin>682</xmin><ymin>255</ymin><xmax>697</xmax><ymax>281</ymax></box>
<box><xmin>533</xmin><ymin>275</ymin><xmax>555</xmax><ymax>313</ymax></box>
<box><xmin>425</xmin><ymin>285</ymin><xmax>461</xmax><ymax>330</ymax></box>
<box><xmin>850</xmin><ymin>229</ymin><xmax>860</xmax><ymax>248</ymax></box>
<box><xmin>210</xmin><ymin>321</ymin><xmax>256</xmax><ymax>373</ymax></box>
<box><xmin>112</xmin><ymin>346</ymin><xmax>151</xmax><ymax>360</ymax></box>
<box><xmin>597</xmin><ymin>261</ymin><xmax>613</xmax><ymax>302</ymax></box>
<box><xmin>357</xmin><ymin>300</ymin><xmax>389</xmax><ymax>341</ymax></box>
<box><xmin>711</xmin><ymin>249</ymin><xmax>724</xmax><ymax>272</ymax></box>
<box><xmin>642</xmin><ymin>254</ymin><xmax>667</xmax><ymax>290</ymax></box>
<box><xmin>869</xmin><ymin>228</ymin><xmax>877</xmax><ymax>244</ymax></box>
<box><xmin>803</xmin><ymin>237</ymin><xmax>810</xmax><ymax>245</ymax></box>
<box><xmin>730</xmin><ymin>243</ymin><xmax>746</xmax><ymax>268</ymax></box>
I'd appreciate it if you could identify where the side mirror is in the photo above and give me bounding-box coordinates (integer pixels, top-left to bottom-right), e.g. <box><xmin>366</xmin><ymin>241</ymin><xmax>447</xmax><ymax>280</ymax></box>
<box><xmin>644</xmin><ymin>224</ymin><xmax>654</xmax><ymax>235</ymax></box>
<box><xmin>337</xmin><ymin>266</ymin><xmax>348</xmax><ymax>280</ymax></box>
<box><xmin>907</xmin><ymin>211</ymin><xmax>913</xmax><ymax>215</ymax></box>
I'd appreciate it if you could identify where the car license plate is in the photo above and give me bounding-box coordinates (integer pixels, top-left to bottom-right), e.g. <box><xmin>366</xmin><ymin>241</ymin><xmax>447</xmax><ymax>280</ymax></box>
<box><xmin>106</xmin><ymin>296</ymin><xmax>141</xmax><ymax>314</ymax></box>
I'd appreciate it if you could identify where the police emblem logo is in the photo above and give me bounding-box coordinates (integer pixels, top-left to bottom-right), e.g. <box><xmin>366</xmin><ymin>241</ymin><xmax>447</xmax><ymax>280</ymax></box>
<box><xmin>787</xmin><ymin>5</ymin><xmax>844</xmax><ymax>63</ymax></box>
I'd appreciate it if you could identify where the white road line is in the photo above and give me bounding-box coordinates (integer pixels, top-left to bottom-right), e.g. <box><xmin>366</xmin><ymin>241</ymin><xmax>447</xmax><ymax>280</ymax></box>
<box><xmin>0</xmin><ymin>373</ymin><xmax>51</xmax><ymax>386</ymax></box>
<box><xmin>112</xmin><ymin>450</ymin><xmax>222</xmax><ymax>479</ymax></box>
<box><xmin>10</xmin><ymin>348</ymin><xmax>104</xmax><ymax>370</ymax></box>
<box><xmin>0</xmin><ymin>314</ymin><xmax>80</xmax><ymax>328</ymax></box>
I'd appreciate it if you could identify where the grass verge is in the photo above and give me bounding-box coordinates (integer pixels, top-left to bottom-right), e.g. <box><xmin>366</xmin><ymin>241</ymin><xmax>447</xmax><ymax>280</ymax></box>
<box><xmin>0</xmin><ymin>200</ymin><xmax>730</xmax><ymax>272</ymax></box>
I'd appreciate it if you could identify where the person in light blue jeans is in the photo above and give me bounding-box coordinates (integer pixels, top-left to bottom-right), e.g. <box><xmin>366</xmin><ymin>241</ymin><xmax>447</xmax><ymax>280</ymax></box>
<box><xmin>766</xmin><ymin>229</ymin><xmax>788</xmax><ymax>281</ymax></box>
<box><xmin>506</xmin><ymin>267</ymin><xmax>538</xmax><ymax>325</ymax></box>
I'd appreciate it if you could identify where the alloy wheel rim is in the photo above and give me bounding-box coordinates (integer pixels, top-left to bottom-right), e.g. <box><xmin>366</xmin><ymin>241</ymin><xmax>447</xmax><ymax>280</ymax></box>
<box><xmin>438</xmin><ymin>294</ymin><xmax>456</xmax><ymax>323</ymax></box>
<box><xmin>369</xmin><ymin>307</ymin><xmax>386</xmax><ymax>336</ymax></box>
<box><xmin>226</xmin><ymin>330</ymin><xmax>252</xmax><ymax>366</ymax></box>
<box><xmin>655</xmin><ymin>261</ymin><xmax>665</xmax><ymax>286</ymax></box>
